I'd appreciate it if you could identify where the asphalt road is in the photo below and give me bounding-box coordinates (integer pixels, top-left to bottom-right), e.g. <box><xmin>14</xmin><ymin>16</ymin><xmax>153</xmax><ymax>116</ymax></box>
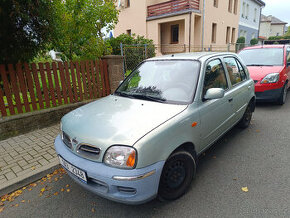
<box><xmin>1</xmin><ymin>96</ymin><xmax>290</xmax><ymax>218</ymax></box>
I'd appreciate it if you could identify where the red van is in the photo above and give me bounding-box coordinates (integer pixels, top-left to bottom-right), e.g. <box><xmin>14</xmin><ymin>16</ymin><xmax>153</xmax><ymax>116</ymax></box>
<box><xmin>239</xmin><ymin>45</ymin><xmax>290</xmax><ymax>105</ymax></box>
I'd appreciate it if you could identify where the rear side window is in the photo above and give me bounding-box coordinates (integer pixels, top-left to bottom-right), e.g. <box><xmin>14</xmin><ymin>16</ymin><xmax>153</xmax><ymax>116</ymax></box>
<box><xmin>236</xmin><ymin>59</ymin><xmax>247</xmax><ymax>80</ymax></box>
<box><xmin>203</xmin><ymin>59</ymin><xmax>228</xmax><ymax>96</ymax></box>
<box><xmin>287</xmin><ymin>47</ymin><xmax>290</xmax><ymax>65</ymax></box>
<box><xmin>224</xmin><ymin>57</ymin><xmax>245</xmax><ymax>86</ymax></box>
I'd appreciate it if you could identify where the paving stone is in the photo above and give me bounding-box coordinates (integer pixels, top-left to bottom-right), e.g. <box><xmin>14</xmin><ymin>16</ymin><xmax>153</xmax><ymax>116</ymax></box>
<box><xmin>23</xmin><ymin>154</ymin><xmax>33</xmax><ymax>161</ymax></box>
<box><xmin>0</xmin><ymin>162</ymin><xmax>6</xmax><ymax>168</ymax></box>
<box><xmin>3</xmin><ymin>155</ymin><xmax>13</xmax><ymax>162</ymax></box>
<box><xmin>47</xmin><ymin>149</ymin><xmax>57</xmax><ymax>156</ymax></box>
<box><xmin>43</xmin><ymin>153</ymin><xmax>53</xmax><ymax>161</ymax></box>
<box><xmin>12</xmin><ymin>165</ymin><xmax>22</xmax><ymax>174</ymax></box>
<box><xmin>0</xmin><ymin>178</ymin><xmax>8</xmax><ymax>183</ymax></box>
<box><xmin>22</xmin><ymin>162</ymin><xmax>37</xmax><ymax>170</ymax></box>
<box><xmin>28</xmin><ymin>150</ymin><xmax>37</xmax><ymax>156</ymax></box>
<box><xmin>18</xmin><ymin>160</ymin><xmax>28</xmax><ymax>168</ymax></box>
<box><xmin>0</xmin><ymin>162</ymin><xmax>17</xmax><ymax>171</ymax></box>
<box><xmin>5</xmin><ymin>171</ymin><xmax>16</xmax><ymax>180</ymax></box>
<box><xmin>38</xmin><ymin>159</ymin><xmax>49</xmax><ymax>166</ymax></box>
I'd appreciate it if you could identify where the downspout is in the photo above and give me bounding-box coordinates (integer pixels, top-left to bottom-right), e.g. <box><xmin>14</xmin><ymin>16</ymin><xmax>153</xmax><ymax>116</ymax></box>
<box><xmin>189</xmin><ymin>12</ymin><xmax>192</xmax><ymax>52</ymax></box>
<box><xmin>257</xmin><ymin>7</ymin><xmax>262</xmax><ymax>40</ymax></box>
<box><xmin>201</xmin><ymin>0</ymin><xmax>205</xmax><ymax>51</ymax></box>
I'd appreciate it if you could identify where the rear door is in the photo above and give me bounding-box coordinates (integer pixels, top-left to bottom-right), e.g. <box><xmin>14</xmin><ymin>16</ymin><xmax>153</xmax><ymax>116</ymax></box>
<box><xmin>223</xmin><ymin>56</ymin><xmax>251</xmax><ymax>123</ymax></box>
<box><xmin>198</xmin><ymin>58</ymin><xmax>235</xmax><ymax>149</ymax></box>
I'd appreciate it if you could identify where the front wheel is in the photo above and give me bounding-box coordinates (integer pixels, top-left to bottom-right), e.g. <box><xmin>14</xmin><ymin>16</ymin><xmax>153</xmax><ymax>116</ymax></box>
<box><xmin>158</xmin><ymin>150</ymin><xmax>196</xmax><ymax>201</ymax></box>
<box><xmin>277</xmin><ymin>84</ymin><xmax>288</xmax><ymax>105</ymax></box>
<box><xmin>238</xmin><ymin>103</ymin><xmax>252</xmax><ymax>129</ymax></box>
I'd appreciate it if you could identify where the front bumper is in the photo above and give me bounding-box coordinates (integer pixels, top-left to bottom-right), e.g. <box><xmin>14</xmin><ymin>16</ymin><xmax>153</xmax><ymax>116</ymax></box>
<box><xmin>54</xmin><ymin>135</ymin><xmax>165</xmax><ymax>205</ymax></box>
<box><xmin>255</xmin><ymin>87</ymin><xmax>283</xmax><ymax>102</ymax></box>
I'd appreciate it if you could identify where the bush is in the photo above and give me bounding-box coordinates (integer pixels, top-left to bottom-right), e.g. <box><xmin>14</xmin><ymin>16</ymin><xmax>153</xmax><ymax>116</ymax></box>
<box><xmin>237</xmin><ymin>37</ymin><xmax>246</xmax><ymax>44</ymax></box>
<box><xmin>250</xmin><ymin>38</ymin><xmax>258</xmax><ymax>45</ymax></box>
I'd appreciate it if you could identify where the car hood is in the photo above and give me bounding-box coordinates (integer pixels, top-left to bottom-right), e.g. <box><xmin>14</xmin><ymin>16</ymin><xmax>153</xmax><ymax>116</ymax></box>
<box><xmin>61</xmin><ymin>95</ymin><xmax>187</xmax><ymax>152</ymax></box>
<box><xmin>247</xmin><ymin>66</ymin><xmax>284</xmax><ymax>81</ymax></box>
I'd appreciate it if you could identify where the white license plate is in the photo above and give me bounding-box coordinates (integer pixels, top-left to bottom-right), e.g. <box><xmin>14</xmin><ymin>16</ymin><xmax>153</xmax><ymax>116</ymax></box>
<box><xmin>59</xmin><ymin>156</ymin><xmax>87</xmax><ymax>183</ymax></box>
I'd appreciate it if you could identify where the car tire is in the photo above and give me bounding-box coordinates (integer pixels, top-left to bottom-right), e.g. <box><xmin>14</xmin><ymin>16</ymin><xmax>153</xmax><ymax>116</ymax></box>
<box><xmin>238</xmin><ymin>103</ymin><xmax>252</xmax><ymax>129</ymax></box>
<box><xmin>277</xmin><ymin>84</ymin><xmax>288</xmax><ymax>105</ymax></box>
<box><xmin>158</xmin><ymin>150</ymin><xmax>196</xmax><ymax>201</ymax></box>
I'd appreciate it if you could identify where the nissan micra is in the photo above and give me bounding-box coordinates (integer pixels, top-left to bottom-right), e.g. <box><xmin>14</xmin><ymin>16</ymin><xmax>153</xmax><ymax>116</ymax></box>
<box><xmin>54</xmin><ymin>52</ymin><xmax>255</xmax><ymax>204</ymax></box>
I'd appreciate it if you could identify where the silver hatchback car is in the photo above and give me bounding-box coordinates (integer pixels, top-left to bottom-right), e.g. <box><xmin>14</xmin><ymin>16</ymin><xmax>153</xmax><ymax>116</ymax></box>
<box><xmin>54</xmin><ymin>52</ymin><xmax>255</xmax><ymax>204</ymax></box>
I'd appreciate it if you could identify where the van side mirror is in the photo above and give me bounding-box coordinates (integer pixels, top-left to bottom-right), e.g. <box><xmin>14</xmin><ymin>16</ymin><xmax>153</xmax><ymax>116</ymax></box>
<box><xmin>204</xmin><ymin>88</ymin><xmax>225</xmax><ymax>100</ymax></box>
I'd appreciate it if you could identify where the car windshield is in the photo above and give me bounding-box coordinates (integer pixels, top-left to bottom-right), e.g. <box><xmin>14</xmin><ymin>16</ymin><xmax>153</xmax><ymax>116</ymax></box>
<box><xmin>239</xmin><ymin>48</ymin><xmax>284</xmax><ymax>66</ymax></box>
<box><xmin>115</xmin><ymin>60</ymin><xmax>200</xmax><ymax>104</ymax></box>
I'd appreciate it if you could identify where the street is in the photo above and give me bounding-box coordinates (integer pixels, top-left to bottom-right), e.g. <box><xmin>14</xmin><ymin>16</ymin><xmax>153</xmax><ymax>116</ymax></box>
<box><xmin>1</xmin><ymin>97</ymin><xmax>290</xmax><ymax>218</ymax></box>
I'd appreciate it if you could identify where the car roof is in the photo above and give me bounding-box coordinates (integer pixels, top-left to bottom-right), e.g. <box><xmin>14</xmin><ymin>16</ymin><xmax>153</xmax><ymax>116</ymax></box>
<box><xmin>147</xmin><ymin>52</ymin><xmax>237</xmax><ymax>61</ymax></box>
<box><xmin>242</xmin><ymin>45</ymin><xmax>286</xmax><ymax>50</ymax></box>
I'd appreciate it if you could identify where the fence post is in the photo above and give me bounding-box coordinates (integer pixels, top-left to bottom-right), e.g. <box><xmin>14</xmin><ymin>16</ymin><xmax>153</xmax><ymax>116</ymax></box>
<box><xmin>144</xmin><ymin>44</ymin><xmax>147</xmax><ymax>59</ymax></box>
<box><xmin>120</xmin><ymin>43</ymin><xmax>126</xmax><ymax>78</ymax></box>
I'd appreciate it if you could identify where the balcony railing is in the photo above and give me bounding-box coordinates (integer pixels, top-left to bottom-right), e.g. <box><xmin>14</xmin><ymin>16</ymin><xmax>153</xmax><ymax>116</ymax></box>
<box><xmin>147</xmin><ymin>0</ymin><xmax>200</xmax><ymax>18</ymax></box>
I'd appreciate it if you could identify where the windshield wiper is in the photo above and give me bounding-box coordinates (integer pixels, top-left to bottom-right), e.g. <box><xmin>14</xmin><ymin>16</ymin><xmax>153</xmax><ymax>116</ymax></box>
<box><xmin>135</xmin><ymin>94</ymin><xmax>166</xmax><ymax>103</ymax></box>
<box><xmin>114</xmin><ymin>91</ymin><xmax>137</xmax><ymax>99</ymax></box>
<box><xmin>247</xmin><ymin>64</ymin><xmax>274</xmax><ymax>66</ymax></box>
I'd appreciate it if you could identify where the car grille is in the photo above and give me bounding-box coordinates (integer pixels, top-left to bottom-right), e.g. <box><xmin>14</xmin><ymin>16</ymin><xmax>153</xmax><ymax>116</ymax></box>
<box><xmin>62</xmin><ymin>131</ymin><xmax>72</xmax><ymax>149</ymax></box>
<box><xmin>77</xmin><ymin>144</ymin><xmax>101</xmax><ymax>159</ymax></box>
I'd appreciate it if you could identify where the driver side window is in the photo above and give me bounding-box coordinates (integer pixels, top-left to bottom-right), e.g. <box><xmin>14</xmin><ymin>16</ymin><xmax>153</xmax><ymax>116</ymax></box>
<box><xmin>203</xmin><ymin>59</ymin><xmax>228</xmax><ymax>96</ymax></box>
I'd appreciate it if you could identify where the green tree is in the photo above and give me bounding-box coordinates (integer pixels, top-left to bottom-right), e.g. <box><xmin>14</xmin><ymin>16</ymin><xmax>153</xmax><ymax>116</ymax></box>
<box><xmin>0</xmin><ymin>0</ymin><xmax>54</xmax><ymax>64</ymax></box>
<box><xmin>51</xmin><ymin>0</ymin><xmax>118</xmax><ymax>60</ymax></box>
<box><xmin>285</xmin><ymin>26</ymin><xmax>290</xmax><ymax>36</ymax></box>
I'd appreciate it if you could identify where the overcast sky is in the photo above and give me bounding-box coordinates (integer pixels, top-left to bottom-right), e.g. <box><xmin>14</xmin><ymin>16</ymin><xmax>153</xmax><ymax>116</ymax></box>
<box><xmin>262</xmin><ymin>0</ymin><xmax>290</xmax><ymax>25</ymax></box>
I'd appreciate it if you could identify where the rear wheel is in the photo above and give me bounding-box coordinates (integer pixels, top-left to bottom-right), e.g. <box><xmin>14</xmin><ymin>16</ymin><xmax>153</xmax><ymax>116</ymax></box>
<box><xmin>277</xmin><ymin>84</ymin><xmax>288</xmax><ymax>105</ymax></box>
<box><xmin>238</xmin><ymin>103</ymin><xmax>252</xmax><ymax>129</ymax></box>
<box><xmin>158</xmin><ymin>150</ymin><xmax>196</xmax><ymax>201</ymax></box>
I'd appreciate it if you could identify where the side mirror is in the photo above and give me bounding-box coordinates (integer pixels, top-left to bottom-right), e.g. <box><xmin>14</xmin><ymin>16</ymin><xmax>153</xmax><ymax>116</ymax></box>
<box><xmin>287</xmin><ymin>62</ymin><xmax>290</xmax><ymax>67</ymax></box>
<box><xmin>204</xmin><ymin>88</ymin><xmax>225</xmax><ymax>100</ymax></box>
<box><xmin>119</xmin><ymin>80</ymin><xmax>123</xmax><ymax>85</ymax></box>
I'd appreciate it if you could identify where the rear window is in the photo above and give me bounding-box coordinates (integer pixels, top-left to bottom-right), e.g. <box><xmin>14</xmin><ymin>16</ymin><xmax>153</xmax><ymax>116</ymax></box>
<box><xmin>239</xmin><ymin>48</ymin><xmax>284</xmax><ymax>66</ymax></box>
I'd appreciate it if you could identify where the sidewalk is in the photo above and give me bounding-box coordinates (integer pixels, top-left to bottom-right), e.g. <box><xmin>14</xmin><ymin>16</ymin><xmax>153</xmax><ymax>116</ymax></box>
<box><xmin>0</xmin><ymin>124</ymin><xmax>60</xmax><ymax>195</ymax></box>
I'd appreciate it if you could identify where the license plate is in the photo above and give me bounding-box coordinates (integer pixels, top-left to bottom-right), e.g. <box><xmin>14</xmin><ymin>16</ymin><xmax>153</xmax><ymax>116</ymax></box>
<box><xmin>58</xmin><ymin>156</ymin><xmax>87</xmax><ymax>183</ymax></box>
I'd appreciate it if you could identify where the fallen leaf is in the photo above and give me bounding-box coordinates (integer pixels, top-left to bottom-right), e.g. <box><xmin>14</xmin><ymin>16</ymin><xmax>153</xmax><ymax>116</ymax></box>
<box><xmin>30</xmin><ymin>183</ymin><xmax>37</xmax><ymax>187</ymax></box>
<box><xmin>40</xmin><ymin>188</ymin><xmax>45</xmax><ymax>193</ymax></box>
<box><xmin>54</xmin><ymin>192</ymin><xmax>59</xmax><ymax>196</ymax></box>
<box><xmin>256</xmin><ymin>130</ymin><xmax>260</xmax><ymax>133</ymax></box>
<box><xmin>27</xmin><ymin>200</ymin><xmax>30</xmax><ymax>203</ymax></box>
<box><xmin>39</xmin><ymin>193</ymin><xmax>43</xmax><ymax>197</ymax></box>
<box><xmin>31</xmin><ymin>166</ymin><xmax>36</xmax><ymax>170</ymax></box>
<box><xmin>54</xmin><ymin>177</ymin><xmax>58</xmax><ymax>182</ymax></box>
<box><xmin>21</xmin><ymin>200</ymin><xmax>25</xmax><ymax>203</ymax></box>
<box><xmin>61</xmin><ymin>188</ymin><xmax>64</xmax><ymax>192</ymax></box>
<box><xmin>22</xmin><ymin>187</ymin><xmax>26</xmax><ymax>190</ymax></box>
<box><xmin>0</xmin><ymin>207</ymin><xmax>4</xmax><ymax>213</ymax></box>
<box><xmin>66</xmin><ymin>189</ymin><xmax>70</xmax><ymax>192</ymax></box>
<box><xmin>242</xmin><ymin>187</ymin><xmax>249</xmax><ymax>192</ymax></box>
<box><xmin>15</xmin><ymin>204</ymin><xmax>19</xmax><ymax>207</ymax></box>
<box><xmin>91</xmin><ymin>208</ymin><xmax>95</xmax><ymax>213</ymax></box>
<box><xmin>28</xmin><ymin>189</ymin><xmax>32</xmax><ymax>191</ymax></box>
<box><xmin>233</xmin><ymin>178</ymin><xmax>237</xmax><ymax>181</ymax></box>
<box><xmin>66</xmin><ymin>184</ymin><xmax>70</xmax><ymax>188</ymax></box>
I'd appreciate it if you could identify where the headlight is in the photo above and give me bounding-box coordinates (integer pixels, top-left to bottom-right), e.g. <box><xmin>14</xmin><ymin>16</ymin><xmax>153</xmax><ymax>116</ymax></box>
<box><xmin>104</xmin><ymin>146</ymin><xmax>137</xmax><ymax>169</ymax></box>
<box><xmin>261</xmin><ymin>73</ymin><xmax>280</xmax><ymax>84</ymax></box>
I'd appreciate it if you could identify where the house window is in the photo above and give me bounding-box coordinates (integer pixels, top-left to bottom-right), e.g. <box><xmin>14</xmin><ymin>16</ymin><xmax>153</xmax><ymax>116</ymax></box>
<box><xmin>242</xmin><ymin>2</ymin><xmax>245</xmax><ymax>18</ymax></box>
<box><xmin>231</xmin><ymin>28</ymin><xmax>236</xmax><ymax>43</ymax></box>
<box><xmin>212</xmin><ymin>23</ymin><xmax>217</xmax><ymax>43</ymax></box>
<box><xmin>214</xmin><ymin>0</ymin><xmax>218</xmax><ymax>7</ymax></box>
<box><xmin>254</xmin><ymin>8</ymin><xmax>257</xmax><ymax>22</ymax></box>
<box><xmin>171</xmin><ymin>25</ymin><xmax>179</xmax><ymax>43</ymax></box>
<box><xmin>226</xmin><ymin>27</ymin><xmax>231</xmax><ymax>44</ymax></box>
<box><xmin>233</xmin><ymin>0</ymin><xmax>238</xmax><ymax>14</ymax></box>
<box><xmin>246</xmin><ymin>4</ymin><xmax>249</xmax><ymax>19</ymax></box>
<box><xmin>126</xmin><ymin>29</ymin><xmax>131</xmax><ymax>36</ymax></box>
<box><xmin>125</xmin><ymin>0</ymin><xmax>130</xmax><ymax>8</ymax></box>
<box><xmin>228</xmin><ymin>0</ymin><xmax>233</xmax><ymax>13</ymax></box>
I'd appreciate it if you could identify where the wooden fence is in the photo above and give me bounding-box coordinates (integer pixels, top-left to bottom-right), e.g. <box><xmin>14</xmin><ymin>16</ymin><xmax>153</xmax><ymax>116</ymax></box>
<box><xmin>0</xmin><ymin>60</ymin><xmax>110</xmax><ymax>117</ymax></box>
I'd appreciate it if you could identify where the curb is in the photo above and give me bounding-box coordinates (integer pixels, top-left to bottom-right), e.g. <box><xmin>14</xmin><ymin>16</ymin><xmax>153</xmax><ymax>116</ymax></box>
<box><xmin>0</xmin><ymin>160</ymin><xmax>61</xmax><ymax>197</ymax></box>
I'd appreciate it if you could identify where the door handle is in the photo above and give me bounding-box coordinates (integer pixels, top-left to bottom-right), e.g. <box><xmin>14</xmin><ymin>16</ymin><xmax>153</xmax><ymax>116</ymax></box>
<box><xmin>228</xmin><ymin>98</ymin><xmax>233</xmax><ymax>102</ymax></box>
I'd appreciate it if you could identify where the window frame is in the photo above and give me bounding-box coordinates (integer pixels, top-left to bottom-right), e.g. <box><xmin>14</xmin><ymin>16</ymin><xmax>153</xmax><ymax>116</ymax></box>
<box><xmin>202</xmin><ymin>58</ymin><xmax>229</xmax><ymax>100</ymax></box>
<box><xmin>171</xmin><ymin>24</ymin><xmax>179</xmax><ymax>44</ymax></box>
<box><xmin>214</xmin><ymin>0</ymin><xmax>218</xmax><ymax>8</ymax></box>
<box><xmin>223</xmin><ymin>56</ymin><xmax>247</xmax><ymax>87</ymax></box>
